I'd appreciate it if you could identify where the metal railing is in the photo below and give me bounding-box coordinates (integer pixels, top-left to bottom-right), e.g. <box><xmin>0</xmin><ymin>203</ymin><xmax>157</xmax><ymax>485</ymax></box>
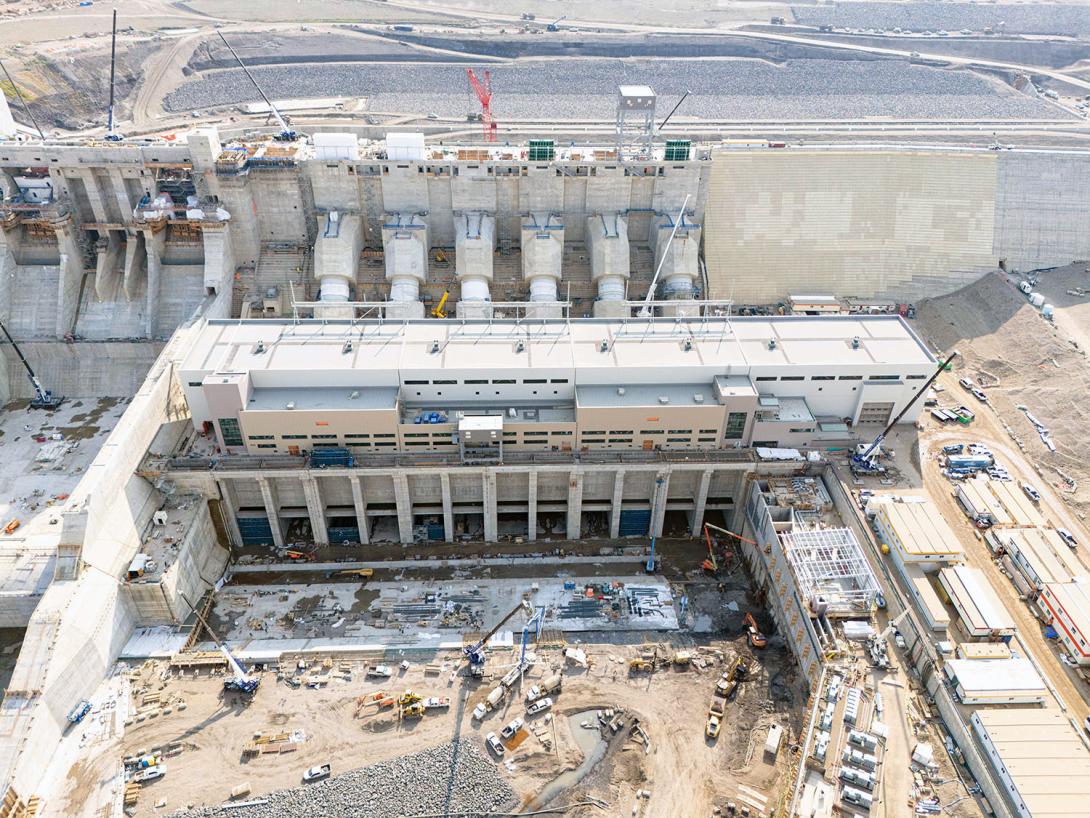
<box><xmin>160</xmin><ymin>446</ymin><xmax>755</xmax><ymax>473</ymax></box>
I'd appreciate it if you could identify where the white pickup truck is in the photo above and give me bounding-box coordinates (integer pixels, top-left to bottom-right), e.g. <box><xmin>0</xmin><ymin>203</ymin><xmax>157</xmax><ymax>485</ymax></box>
<box><xmin>303</xmin><ymin>764</ymin><xmax>331</xmax><ymax>783</ymax></box>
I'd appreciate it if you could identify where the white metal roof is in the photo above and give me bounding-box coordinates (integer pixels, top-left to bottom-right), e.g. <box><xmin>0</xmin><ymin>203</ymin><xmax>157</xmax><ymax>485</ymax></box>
<box><xmin>1001</xmin><ymin>529</ymin><xmax>1086</xmax><ymax>585</ymax></box>
<box><xmin>875</xmin><ymin>496</ymin><xmax>963</xmax><ymax>559</ymax></box>
<box><xmin>938</xmin><ymin>565</ymin><xmax>1016</xmax><ymax>635</ymax></box>
<box><xmin>182</xmin><ymin>316</ymin><xmax>935</xmax><ymax>380</ymax></box>
<box><xmin>972</xmin><ymin>708</ymin><xmax>1090</xmax><ymax>818</ymax></box>
<box><xmin>945</xmin><ymin>657</ymin><xmax>1046</xmax><ymax>696</ymax></box>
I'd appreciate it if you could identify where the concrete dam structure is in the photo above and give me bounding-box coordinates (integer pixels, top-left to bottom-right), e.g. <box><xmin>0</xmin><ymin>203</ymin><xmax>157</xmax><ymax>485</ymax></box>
<box><xmin>1</xmin><ymin>134</ymin><xmax>1090</xmax><ymax>355</ymax></box>
<box><xmin>0</xmin><ymin>122</ymin><xmax>1089</xmax><ymax>816</ymax></box>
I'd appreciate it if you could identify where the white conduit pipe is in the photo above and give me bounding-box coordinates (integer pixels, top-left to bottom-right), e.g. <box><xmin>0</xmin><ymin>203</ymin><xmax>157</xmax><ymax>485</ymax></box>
<box><xmin>528</xmin><ymin>277</ymin><xmax>558</xmax><ymax>302</ymax></box>
<box><xmin>597</xmin><ymin>275</ymin><xmax>625</xmax><ymax>302</ymax></box>
<box><xmin>460</xmin><ymin>277</ymin><xmax>491</xmax><ymax>301</ymax></box>
<box><xmin>389</xmin><ymin>277</ymin><xmax>420</xmax><ymax>303</ymax></box>
<box><xmin>662</xmin><ymin>273</ymin><xmax>694</xmax><ymax>299</ymax></box>
<box><xmin>319</xmin><ymin>277</ymin><xmax>350</xmax><ymax>302</ymax></box>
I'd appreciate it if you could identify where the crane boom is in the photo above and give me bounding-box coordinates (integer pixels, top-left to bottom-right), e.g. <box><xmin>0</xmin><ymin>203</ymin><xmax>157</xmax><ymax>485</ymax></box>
<box><xmin>640</xmin><ymin>194</ymin><xmax>690</xmax><ymax>316</ymax></box>
<box><xmin>464</xmin><ymin>597</ymin><xmax>532</xmax><ymax>669</ymax></box>
<box><xmin>105</xmin><ymin>9</ymin><xmax>120</xmax><ymax>141</ymax></box>
<box><xmin>853</xmin><ymin>348</ymin><xmax>958</xmax><ymax>471</ymax></box>
<box><xmin>0</xmin><ymin>319</ymin><xmax>63</xmax><ymax>409</ymax></box>
<box><xmin>465</xmin><ymin>68</ymin><xmax>496</xmax><ymax>143</ymax></box>
<box><xmin>217</xmin><ymin>31</ymin><xmax>295</xmax><ymax>140</ymax></box>
<box><xmin>181</xmin><ymin>592</ymin><xmax>258</xmax><ymax>694</ymax></box>
<box><xmin>878</xmin><ymin>609</ymin><xmax>911</xmax><ymax>643</ymax></box>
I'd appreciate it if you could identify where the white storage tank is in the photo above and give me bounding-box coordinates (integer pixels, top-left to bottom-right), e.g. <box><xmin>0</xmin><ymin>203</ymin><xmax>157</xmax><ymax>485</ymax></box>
<box><xmin>1029</xmin><ymin>292</ymin><xmax>1045</xmax><ymax>308</ymax></box>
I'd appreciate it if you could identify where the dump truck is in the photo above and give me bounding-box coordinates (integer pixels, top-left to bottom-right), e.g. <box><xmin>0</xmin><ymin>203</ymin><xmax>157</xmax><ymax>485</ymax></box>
<box><xmin>706</xmin><ymin>698</ymin><xmax>725</xmax><ymax>739</ymax></box>
<box><xmin>628</xmin><ymin>658</ymin><xmax>654</xmax><ymax>673</ymax></box>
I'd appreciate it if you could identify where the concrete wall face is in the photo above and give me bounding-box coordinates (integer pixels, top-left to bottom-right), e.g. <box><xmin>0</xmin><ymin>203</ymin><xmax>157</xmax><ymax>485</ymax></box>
<box><xmin>704</xmin><ymin>149</ymin><xmax>999</xmax><ymax>303</ymax></box>
<box><xmin>0</xmin><ymin>342</ymin><xmax>161</xmax><ymax>399</ymax></box>
<box><xmin>993</xmin><ymin>152</ymin><xmax>1090</xmax><ymax>272</ymax></box>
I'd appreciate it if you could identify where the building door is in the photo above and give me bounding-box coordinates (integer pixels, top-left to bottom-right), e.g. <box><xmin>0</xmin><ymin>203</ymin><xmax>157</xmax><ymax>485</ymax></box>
<box><xmin>858</xmin><ymin>402</ymin><xmax>894</xmax><ymax>425</ymax></box>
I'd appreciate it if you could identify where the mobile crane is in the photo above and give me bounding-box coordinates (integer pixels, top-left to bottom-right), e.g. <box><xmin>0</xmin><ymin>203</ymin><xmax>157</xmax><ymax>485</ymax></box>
<box><xmin>217</xmin><ymin>31</ymin><xmax>297</xmax><ymax>141</ymax></box>
<box><xmin>464</xmin><ymin>598</ymin><xmax>533</xmax><ymax>677</ymax></box>
<box><xmin>868</xmin><ymin>609</ymin><xmax>910</xmax><ymax>669</ymax></box>
<box><xmin>851</xmin><ymin>349</ymin><xmax>958</xmax><ymax>475</ymax></box>
<box><xmin>0</xmin><ymin>320</ymin><xmax>64</xmax><ymax>409</ymax></box>
<box><xmin>181</xmin><ymin>593</ymin><xmax>260</xmax><ymax>696</ymax></box>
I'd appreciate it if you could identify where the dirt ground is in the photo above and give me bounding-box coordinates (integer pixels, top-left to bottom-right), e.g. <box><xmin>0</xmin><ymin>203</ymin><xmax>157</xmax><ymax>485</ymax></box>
<box><xmin>915</xmin><ymin>265</ymin><xmax>1090</xmax><ymax>520</ymax></box>
<box><xmin>104</xmin><ymin>632</ymin><xmax>801</xmax><ymax>818</ymax></box>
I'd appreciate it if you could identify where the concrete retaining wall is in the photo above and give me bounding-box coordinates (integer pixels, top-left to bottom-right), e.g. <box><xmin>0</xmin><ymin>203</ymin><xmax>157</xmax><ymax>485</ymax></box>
<box><xmin>0</xmin><ymin>291</ymin><xmax>221</xmax><ymax>801</ymax></box>
<box><xmin>0</xmin><ymin>341</ymin><xmax>162</xmax><ymax>402</ymax></box>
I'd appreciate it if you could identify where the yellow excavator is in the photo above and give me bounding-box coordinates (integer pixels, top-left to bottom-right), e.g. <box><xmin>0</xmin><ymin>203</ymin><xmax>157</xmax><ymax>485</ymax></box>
<box><xmin>432</xmin><ymin>271</ymin><xmax>455</xmax><ymax>318</ymax></box>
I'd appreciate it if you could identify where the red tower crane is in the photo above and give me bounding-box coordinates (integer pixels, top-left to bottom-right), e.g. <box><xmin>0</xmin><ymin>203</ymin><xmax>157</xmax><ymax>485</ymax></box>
<box><xmin>466</xmin><ymin>68</ymin><xmax>497</xmax><ymax>143</ymax></box>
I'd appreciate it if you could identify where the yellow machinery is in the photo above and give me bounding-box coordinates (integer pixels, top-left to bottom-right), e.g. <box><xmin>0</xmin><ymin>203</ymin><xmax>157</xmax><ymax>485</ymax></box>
<box><xmin>400</xmin><ymin>702</ymin><xmax>425</xmax><ymax>719</ymax></box>
<box><xmin>432</xmin><ymin>290</ymin><xmax>450</xmax><ymax>318</ymax></box>
<box><xmin>398</xmin><ymin>689</ymin><xmax>422</xmax><ymax>707</ymax></box>
<box><xmin>628</xmin><ymin>658</ymin><xmax>654</xmax><ymax>672</ymax></box>
<box><xmin>337</xmin><ymin>568</ymin><xmax>374</xmax><ymax>579</ymax></box>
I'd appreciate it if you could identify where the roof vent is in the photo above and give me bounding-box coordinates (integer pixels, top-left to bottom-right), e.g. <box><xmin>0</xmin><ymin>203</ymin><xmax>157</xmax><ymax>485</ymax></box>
<box><xmin>508</xmin><ymin>407</ymin><xmax>517</xmax><ymax>418</ymax></box>
<box><xmin>431</xmin><ymin>339</ymin><xmax>440</xmax><ymax>353</ymax></box>
<box><xmin>659</xmin><ymin>395</ymin><xmax>670</xmax><ymax>404</ymax></box>
<box><xmin>515</xmin><ymin>339</ymin><xmax>525</xmax><ymax>352</ymax></box>
<box><xmin>851</xmin><ymin>336</ymin><xmax>861</xmax><ymax>349</ymax></box>
<box><xmin>617</xmin><ymin>387</ymin><xmax>626</xmax><ymax>396</ymax></box>
<box><xmin>600</xmin><ymin>339</ymin><xmax>609</xmax><ymax>352</ymax></box>
<box><xmin>285</xmin><ymin>401</ymin><xmax>295</xmax><ymax>410</ymax></box>
<box><xmin>693</xmin><ymin>393</ymin><xmax>704</xmax><ymax>403</ymax></box>
<box><xmin>253</xmin><ymin>341</ymin><xmax>265</xmax><ymax>354</ymax></box>
<box><xmin>349</xmin><ymin>390</ymin><xmax>360</xmax><ymax>400</ymax></box>
<box><xmin>683</xmin><ymin>337</ymin><xmax>693</xmax><ymax>351</ymax></box>
<box><xmin>343</xmin><ymin>340</ymin><xmax>353</xmax><ymax>354</ymax></box>
<box><xmin>768</xmin><ymin>338</ymin><xmax>777</xmax><ymax>350</ymax></box>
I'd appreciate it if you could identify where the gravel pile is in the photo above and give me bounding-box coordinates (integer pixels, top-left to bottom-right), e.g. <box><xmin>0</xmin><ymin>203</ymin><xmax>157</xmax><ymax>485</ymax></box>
<box><xmin>793</xmin><ymin>2</ymin><xmax>1090</xmax><ymax>37</ymax></box>
<box><xmin>175</xmin><ymin>740</ymin><xmax>515</xmax><ymax>818</ymax></box>
<box><xmin>165</xmin><ymin>57</ymin><xmax>1066</xmax><ymax>121</ymax></box>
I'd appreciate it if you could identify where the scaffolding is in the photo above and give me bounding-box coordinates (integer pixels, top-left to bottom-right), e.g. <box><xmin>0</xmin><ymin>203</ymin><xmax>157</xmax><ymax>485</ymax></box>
<box><xmin>781</xmin><ymin>526</ymin><xmax>879</xmax><ymax>615</ymax></box>
<box><xmin>615</xmin><ymin>85</ymin><xmax>656</xmax><ymax>161</ymax></box>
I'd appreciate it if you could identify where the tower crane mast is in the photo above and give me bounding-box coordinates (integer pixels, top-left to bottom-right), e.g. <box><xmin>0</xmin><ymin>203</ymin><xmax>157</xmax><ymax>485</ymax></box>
<box><xmin>466</xmin><ymin>68</ymin><xmax>497</xmax><ymax>143</ymax></box>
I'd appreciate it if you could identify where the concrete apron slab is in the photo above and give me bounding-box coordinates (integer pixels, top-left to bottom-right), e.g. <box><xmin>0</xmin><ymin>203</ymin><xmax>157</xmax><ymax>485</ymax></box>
<box><xmin>122</xmin><ymin>575</ymin><xmax>679</xmax><ymax>660</ymax></box>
